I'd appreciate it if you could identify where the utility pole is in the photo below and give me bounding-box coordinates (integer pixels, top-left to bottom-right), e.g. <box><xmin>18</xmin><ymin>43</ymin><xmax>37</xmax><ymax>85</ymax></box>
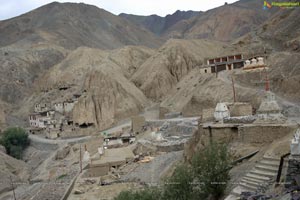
<box><xmin>231</xmin><ymin>76</ymin><xmax>237</xmax><ymax>102</ymax></box>
<box><xmin>10</xmin><ymin>176</ymin><xmax>16</xmax><ymax>200</ymax></box>
<box><xmin>80</xmin><ymin>145</ymin><xmax>82</xmax><ymax>173</ymax></box>
<box><xmin>265</xmin><ymin>68</ymin><xmax>270</xmax><ymax>91</ymax></box>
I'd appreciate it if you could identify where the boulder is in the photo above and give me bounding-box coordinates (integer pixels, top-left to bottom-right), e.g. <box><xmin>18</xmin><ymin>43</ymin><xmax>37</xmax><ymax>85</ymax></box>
<box><xmin>55</xmin><ymin>146</ymin><xmax>71</xmax><ymax>160</ymax></box>
<box><xmin>0</xmin><ymin>145</ymin><xmax>6</xmax><ymax>154</ymax></box>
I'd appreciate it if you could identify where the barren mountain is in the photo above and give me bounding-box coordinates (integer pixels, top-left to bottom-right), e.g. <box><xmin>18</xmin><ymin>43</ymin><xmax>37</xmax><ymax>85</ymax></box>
<box><xmin>120</xmin><ymin>10</ymin><xmax>199</xmax><ymax>36</ymax></box>
<box><xmin>0</xmin><ymin>2</ymin><xmax>162</xmax><ymax>49</ymax></box>
<box><xmin>234</xmin><ymin>7</ymin><xmax>300</xmax><ymax>52</ymax></box>
<box><xmin>165</xmin><ymin>0</ymin><xmax>274</xmax><ymax>41</ymax></box>
<box><xmin>122</xmin><ymin>0</ymin><xmax>275</xmax><ymax>42</ymax></box>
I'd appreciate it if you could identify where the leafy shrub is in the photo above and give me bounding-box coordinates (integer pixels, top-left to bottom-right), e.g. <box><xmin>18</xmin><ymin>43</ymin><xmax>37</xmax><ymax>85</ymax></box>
<box><xmin>115</xmin><ymin>187</ymin><xmax>162</xmax><ymax>200</ymax></box>
<box><xmin>191</xmin><ymin>142</ymin><xmax>231</xmax><ymax>199</ymax></box>
<box><xmin>0</xmin><ymin>127</ymin><xmax>29</xmax><ymax>159</ymax></box>
<box><xmin>163</xmin><ymin>164</ymin><xmax>194</xmax><ymax>200</ymax></box>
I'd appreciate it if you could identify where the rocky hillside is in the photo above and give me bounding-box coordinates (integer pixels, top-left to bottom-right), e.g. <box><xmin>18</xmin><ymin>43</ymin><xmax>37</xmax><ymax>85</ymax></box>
<box><xmin>0</xmin><ymin>151</ymin><xmax>30</xmax><ymax>195</ymax></box>
<box><xmin>0</xmin><ymin>2</ymin><xmax>162</xmax><ymax>49</ymax></box>
<box><xmin>122</xmin><ymin>0</ymin><xmax>275</xmax><ymax>42</ymax></box>
<box><xmin>33</xmin><ymin>46</ymin><xmax>152</xmax><ymax>130</ymax></box>
<box><xmin>234</xmin><ymin>7</ymin><xmax>300</xmax><ymax>52</ymax></box>
<box><xmin>0</xmin><ymin>44</ymin><xmax>67</xmax><ymax>105</ymax></box>
<box><xmin>120</xmin><ymin>10</ymin><xmax>199</xmax><ymax>36</ymax></box>
<box><xmin>164</xmin><ymin>0</ymin><xmax>274</xmax><ymax>41</ymax></box>
<box><xmin>131</xmin><ymin>39</ymin><xmax>232</xmax><ymax>101</ymax></box>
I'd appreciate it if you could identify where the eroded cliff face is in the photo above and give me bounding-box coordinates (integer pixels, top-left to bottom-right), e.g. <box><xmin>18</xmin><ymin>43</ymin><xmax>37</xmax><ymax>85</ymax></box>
<box><xmin>131</xmin><ymin>39</ymin><xmax>229</xmax><ymax>101</ymax></box>
<box><xmin>72</xmin><ymin>70</ymin><xmax>149</xmax><ymax>130</ymax></box>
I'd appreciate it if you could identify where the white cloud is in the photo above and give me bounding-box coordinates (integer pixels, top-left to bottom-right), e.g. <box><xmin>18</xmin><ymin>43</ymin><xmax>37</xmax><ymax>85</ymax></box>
<box><xmin>0</xmin><ymin>0</ymin><xmax>238</xmax><ymax>20</ymax></box>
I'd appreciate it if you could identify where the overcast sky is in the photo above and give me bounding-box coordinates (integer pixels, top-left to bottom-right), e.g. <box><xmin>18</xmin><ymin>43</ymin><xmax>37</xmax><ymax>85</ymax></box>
<box><xmin>0</xmin><ymin>0</ymin><xmax>238</xmax><ymax>20</ymax></box>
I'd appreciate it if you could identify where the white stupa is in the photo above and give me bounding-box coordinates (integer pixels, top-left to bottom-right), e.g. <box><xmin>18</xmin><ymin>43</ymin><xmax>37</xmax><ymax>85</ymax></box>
<box><xmin>291</xmin><ymin>129</ymin><xmax>300</xmax><ymax>156</ymax></box>
<box><xmin>251</xmin><ymin>58</ymin><xmax>257</xmax><ymax>66</ymax></box>
<box><xmin>214</xmin><ymin>103</ymin><xmax>230</xmax><ymax>122</ymax></box>
<box><xmin>255</xmin><ymin>91</ymin><xmax>287</xmax><ymax>124</ymax></box>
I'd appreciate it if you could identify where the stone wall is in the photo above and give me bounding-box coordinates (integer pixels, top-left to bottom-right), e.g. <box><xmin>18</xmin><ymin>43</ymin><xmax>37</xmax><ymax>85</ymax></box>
<box><xmin>201</xmin><ymin>125</ymin><xmax>239</xmax><ymax>145</ymax></box>
<box><xmin>159</xmin><ymin>107</ymin><xmax>169</xmax><ymax>119</ymax></box>
<box><xmin>240</xmin><ymin>124</ymin><xmax>296</xmax><ymax>144</ymax></box>
<box><xmin>184</xmin><ymin>123</ymin><xmax>297</xmax><ymax>161</ymax></box>
<box><xmin>200</xmin><ymin>124</ymin><xmax>296</xmax><ymax>145</ymax></box>
<box><xmin>285</xmin><ymin>156</ymin><xmax>300</xmax><ymax>188</ymax></box>
<box><xmin>228</xmin><ymin>103</ymin><xmax>253</xmax><ymax>117</ymax></box>
<box><xmin>131</xmin><ymin>115</ymin><xmax>145</xmax><ymax>133</ymax></box>
<box><xmin>202</xmin><ymin>108</ymin><xmax>215</xmax><ymax>122</ymax></box>
<box><xmin>83</xmin><ymin>164</ymin><xmax>110</xmax><ymax>177</ymax></box>
<box><xmin>165</xmin><ymin>112</ymin><xmax>182</xmax><ymax>119</ymax></box>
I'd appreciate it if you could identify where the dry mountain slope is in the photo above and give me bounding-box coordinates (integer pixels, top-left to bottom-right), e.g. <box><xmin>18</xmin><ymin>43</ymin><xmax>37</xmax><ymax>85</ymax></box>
<box><xmin>122</xmin><ymin>0</ymin><xmax>274</xmax><ymax>41</ymax></box>
<box><xmin>0</xmin><ymin>44</ymin><xmax>67</xmax><ymax>105</ymax></box>
<box><xmin>0</xmin><ymin>151</ymin><xmax>30</xmax><ymax>195</ymax></box>
<box><xmin>0</xmin><ymin>2</ymin><xmax>162</xmax><ymax>49</ymax></box>
<box><xmin>120</xmin><ymin>10</ymin><xmax>200</xmax><ymax>36</ymax></box>
<box><xmin>165</xmin><ymin>0</ymin><xmax>271</xmax><ymax>41</ymax></box>
<box><xmin>131</xmin><ymin>39</ymin><xmax>232</xmax><ymax>101</ymax></box>
<box><xmin>234</xmin><ymin>7</ymin><xmax>300</xmax><ymax>52</ymax></box>
<box><xmin>163</xmin><ymin>0</ymin><xmax>274</xmax><ymax>41</ymax></box>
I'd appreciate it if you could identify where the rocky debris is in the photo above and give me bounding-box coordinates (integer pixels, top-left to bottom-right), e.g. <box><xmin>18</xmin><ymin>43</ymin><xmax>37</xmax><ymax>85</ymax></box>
<box><xmin>121</xmin><ymin>151</ymin><xmax>183</xmax><ymax>185</ymax></box>
<box><xmin>224</xmin><ymin>116</ymin><xmax>256</xmax><ymax>124</ymax></box>
<box><xmin>84</xmin><ymin>179</ymin><xmax>96</xmax><ymax>185</ymax></box>
<box><xmin>240</xmin><ymin>192</ymin><xmax>274</xmax><ymax>200</ymax></box>
<box><xmin>0</xmin><ymin>145</ymin><xmax>6</xmax><ymax>154</ymax></box>
<box><xmin>74</xmin><ymin>189</ymin><xmax>85</xmax><ymax>194</ymax></box>
<box><xmin>55</xmin><ymin>146</ymin><xmax>71</xmax><ymax>160</ymax></box>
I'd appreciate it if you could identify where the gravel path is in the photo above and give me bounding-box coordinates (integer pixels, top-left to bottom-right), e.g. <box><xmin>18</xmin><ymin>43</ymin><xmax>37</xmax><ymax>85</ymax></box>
<box><xmin>121</xmin><ymin>151</ymin><xmax>183</xmax><ymax>185</ymax></box>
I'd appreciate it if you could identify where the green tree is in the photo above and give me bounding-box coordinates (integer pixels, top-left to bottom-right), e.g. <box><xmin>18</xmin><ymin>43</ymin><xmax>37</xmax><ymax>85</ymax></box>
<box><xmin>115</xmin><ymin>187</ymin><xmax>162</xmax><ymax>200</ymax></box>
<box><xmin>0</xmin><ymin>127</ymin><xmax>29</xmax><ymax>159</ymax></box>
<box><xmin>191</xmin><ymin>142</ymin><xmax>231</xmax><ymax>199</ymax></box>
<box><xmin>163</xmin><ymin>164</ymin><xmax>194</xmax><ymax>200</ymax></box>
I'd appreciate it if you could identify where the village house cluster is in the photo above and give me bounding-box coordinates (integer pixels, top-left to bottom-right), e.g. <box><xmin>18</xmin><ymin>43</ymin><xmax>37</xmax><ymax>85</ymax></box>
<box><xmin>28</xmin><ymin>97</ymin><xmax>79</xmax><ymax>139</ymax></box>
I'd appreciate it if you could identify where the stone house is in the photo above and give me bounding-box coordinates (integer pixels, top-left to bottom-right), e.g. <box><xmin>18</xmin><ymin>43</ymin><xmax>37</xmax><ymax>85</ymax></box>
<box><xmin>34</xmin><ymin>103</ymin><xmax>51</xmax><ymax>113</ymax></box>
<box><xmin>205</xmin><ymin>54</ymin><xmax>244</xmax><ymax>74</ymax></box>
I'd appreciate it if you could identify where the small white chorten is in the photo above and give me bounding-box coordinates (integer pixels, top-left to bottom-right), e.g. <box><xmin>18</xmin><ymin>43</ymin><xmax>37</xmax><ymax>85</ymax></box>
<box><xmin>251</xmin><ymin>58</ymin><xmax>257</xmax><ymax>66</ymax></box>
<box><xmin>257</xmin><ymin>57</ymin><xmax>264</xmax><ymax>65</ymax></box>
<box><xmin>214</xmin><ymin>103</ymin><xmax>230</xmax><ymax>122</ymax></box>
<box><xmin>244</xmin><ymin>60</ymin><xmax>251</xmax><ymax>67</ymax></box>
<box><xmin>291</xmin><ymin>129</ymin><xmax>300</xmax><ymax>156</ymax></box>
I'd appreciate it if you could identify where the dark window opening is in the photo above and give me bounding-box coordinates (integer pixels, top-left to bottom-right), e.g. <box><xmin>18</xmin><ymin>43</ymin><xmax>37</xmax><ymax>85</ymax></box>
<box><xmin>79</xmin><ymin>123</ymin><xmax>94</xmax><ymax>128</ymax></box>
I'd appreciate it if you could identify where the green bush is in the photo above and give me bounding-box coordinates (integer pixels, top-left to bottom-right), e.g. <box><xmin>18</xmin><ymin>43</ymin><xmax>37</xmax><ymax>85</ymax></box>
<box><xmin>163</xmin><ymin>165</ymin><xmax>194</xmax><ymax>200</ymax></box>
<box><xmin>191</xmin><ymin>143</ymin><xmax>231</xmax><ymax>199</ymax></box>
<box><xmin>0</xmin><ymin>127</ymin><xmax>29</xmax><ymax>159</ymax></box>
<box><xmin>115</xmin><ymin>187</ymin><xmax>162</xmax><ymax>200</ymax></box>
